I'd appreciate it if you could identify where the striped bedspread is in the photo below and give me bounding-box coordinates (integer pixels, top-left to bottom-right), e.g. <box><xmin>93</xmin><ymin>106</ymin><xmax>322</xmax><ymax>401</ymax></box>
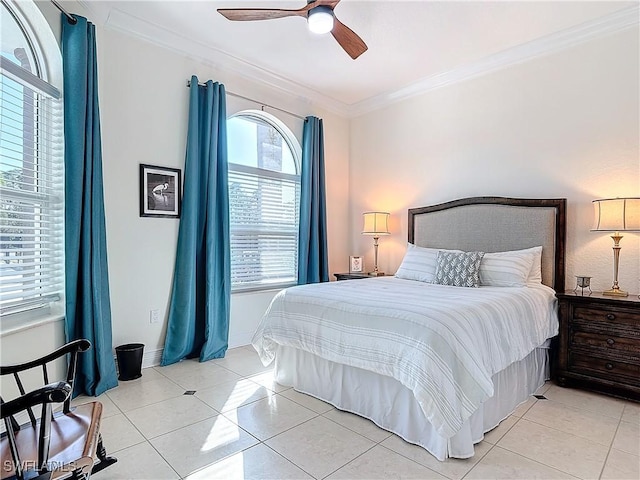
<box><xmin>252</xmin><ymin>276</ymin><xmax>558</xmax><ymax>438</ymax></box>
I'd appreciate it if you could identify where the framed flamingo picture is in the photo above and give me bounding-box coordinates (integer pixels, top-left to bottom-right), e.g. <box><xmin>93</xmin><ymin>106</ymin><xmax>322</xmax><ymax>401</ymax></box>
<box><xmin>139</xmin><ymin>164</ymin><xmax>181</xmax><ymax>218</ymax></box>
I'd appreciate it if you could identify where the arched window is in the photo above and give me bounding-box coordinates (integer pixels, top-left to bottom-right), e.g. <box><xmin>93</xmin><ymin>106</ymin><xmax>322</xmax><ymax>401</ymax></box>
<box><xmin>227</xmin><ymin>111</ymin><xmax>301</xmax><ymax>291</ymax></box>
<box><xmin>0</xmin><ymin>0</ymin><xmax>64</xmax><ymax>318</ymax></box>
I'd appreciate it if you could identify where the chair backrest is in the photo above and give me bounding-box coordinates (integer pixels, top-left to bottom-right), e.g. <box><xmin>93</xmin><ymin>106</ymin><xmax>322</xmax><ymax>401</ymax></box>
<box><xmin>0</xmin><ymin>339</ymin><xmax>91</xmax><ymax>423</ymax></box>
<box><xmin>0</xmin><ymin>339</ymin><xmax>91</xmax><ymax>480</ymax></box>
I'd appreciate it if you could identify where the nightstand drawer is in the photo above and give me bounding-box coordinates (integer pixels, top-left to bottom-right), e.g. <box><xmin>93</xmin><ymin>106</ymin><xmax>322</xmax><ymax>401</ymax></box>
<box><xmin>573</xmin><ymin>306</ymin><xmax>638</xmax><ymax>327</ymax></box>
<box><xmin>571</xmin><ymin>330</ymin><xmax>640</xmax><ymax>355</ymax></box>
<box><xmin>569</xmin><ymin>351</ymin><xmax>640</xmax><ymax>385</ymax></box>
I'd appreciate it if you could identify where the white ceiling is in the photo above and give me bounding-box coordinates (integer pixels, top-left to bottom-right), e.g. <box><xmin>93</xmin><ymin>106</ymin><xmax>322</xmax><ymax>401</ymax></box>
<box><xmin>79</xmin><ymin>1</ymin><xmax>638</xmax><ymax>115</ymax></box>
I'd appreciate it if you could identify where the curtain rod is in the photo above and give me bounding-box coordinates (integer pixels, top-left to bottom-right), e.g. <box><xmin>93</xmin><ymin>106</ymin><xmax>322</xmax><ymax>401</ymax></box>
<box><xmin>186</xmin><ymin>80</ymin><xmax>306</xmax><ymax>121</ymax></box>
<box><xmin>51</xmin><ymin>0</ymin><xmax>77</xmax><ymax>24</ymax></box>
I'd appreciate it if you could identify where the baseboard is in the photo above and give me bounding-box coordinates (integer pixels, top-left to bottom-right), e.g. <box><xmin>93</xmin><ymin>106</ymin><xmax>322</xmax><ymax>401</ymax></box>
<box><xmin>114</xmin><ymin>340</ymin><xmax>251</xmax><ymax>373</ymax></box>
<box><xmin>142</xmin><ymin>347</ymin><xmax>163</xmax><ymax>368</ymax></box>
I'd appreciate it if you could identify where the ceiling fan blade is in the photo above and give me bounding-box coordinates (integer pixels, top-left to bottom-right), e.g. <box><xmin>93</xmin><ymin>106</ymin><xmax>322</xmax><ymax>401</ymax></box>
<box><xmin>218</xmin><ymin>0</ymin><xmax>342</xmax><ymax>22</ymax></box>
<box><xmin>217</xmin><ymin>8</ymin><xmax>306</xmax><ymax>21</ymax></box>
<box><xmin>331</xmin><ymin>17</ymin><xmax>367</xmax><ymax>59</ymax></box>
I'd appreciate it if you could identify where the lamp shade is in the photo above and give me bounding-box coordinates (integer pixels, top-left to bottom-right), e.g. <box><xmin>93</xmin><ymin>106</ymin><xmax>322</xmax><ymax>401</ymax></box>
<box><xmin>592</xmin><ymin>198</ymin><xmax>640</xmax><ymax>232</ymax></box>
<box><xmin>362</xmin><ymin>212</ymin><xmax>390</xmax><ymax>236</ymax></box>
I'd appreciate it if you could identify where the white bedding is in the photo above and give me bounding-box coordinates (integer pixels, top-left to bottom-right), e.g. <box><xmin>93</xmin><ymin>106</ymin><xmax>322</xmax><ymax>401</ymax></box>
<box><xmin>252</xmin><ymin>276</ymin><xmax>558</xmax><ymax>438</ymax></box>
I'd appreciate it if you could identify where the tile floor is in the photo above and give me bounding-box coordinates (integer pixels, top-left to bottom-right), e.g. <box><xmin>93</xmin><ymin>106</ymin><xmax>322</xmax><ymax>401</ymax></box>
<box><xmin>80</xmin><ymin>345</ymin><xmax>640</xmax><ymax>480</ymax></box>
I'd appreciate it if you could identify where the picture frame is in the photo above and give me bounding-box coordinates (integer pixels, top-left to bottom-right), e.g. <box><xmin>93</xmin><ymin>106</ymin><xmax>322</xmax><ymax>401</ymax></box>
<box><xmin>139</xmin><ymin>164</ymin><xmax>182</xmax><ymax>218</ymax></box>
<box><xmin>349</xmin><ymin>255</ymin><xmax>363</xmax><ymax>273</ymax></box>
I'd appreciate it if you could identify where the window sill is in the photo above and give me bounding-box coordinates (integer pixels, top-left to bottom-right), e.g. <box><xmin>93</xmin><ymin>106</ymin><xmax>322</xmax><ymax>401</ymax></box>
<box><xmin>0</xmin><ymin>311</ymin><xmax>64</xmax><ymax>337</ymax></box>
<box><xmin>232</xmin><ymin>282</ymin><xmax>296</xmax><ymax>295</ymax></box>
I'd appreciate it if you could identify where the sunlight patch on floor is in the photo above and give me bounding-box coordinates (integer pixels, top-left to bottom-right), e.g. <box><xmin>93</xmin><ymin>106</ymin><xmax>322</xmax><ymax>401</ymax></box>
<box><xmin>184</xmin><ymin>450</ymin><xmax>245</xmax><ymax>479</ymax></box>
<box><xmin>201</xmin><ymin>416</ymin><xmax>241</xmax><ymax>453</ymax></box>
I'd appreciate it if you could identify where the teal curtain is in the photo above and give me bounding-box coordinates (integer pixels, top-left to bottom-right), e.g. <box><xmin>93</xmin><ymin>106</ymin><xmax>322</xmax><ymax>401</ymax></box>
<box><xmin>161</xmin><ymin>77</ymin><xmax>231</xmax><ymax>365</ymax></box>
<box><xmin>62</xmin><ymin>14</ymin><xmax>117</xmax><ymax>396</ymax></box>
<box><xmin>298</xmin><ymin>116</ymin><xmax>329</xmax><ymax>284</ymax></box>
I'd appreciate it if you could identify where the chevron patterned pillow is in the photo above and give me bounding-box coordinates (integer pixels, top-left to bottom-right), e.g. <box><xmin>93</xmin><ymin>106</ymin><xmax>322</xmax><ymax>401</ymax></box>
<box><xmin>434</xmin><ymin>251</ymin><xmax>485</xmax><ymax>287</ymax></box>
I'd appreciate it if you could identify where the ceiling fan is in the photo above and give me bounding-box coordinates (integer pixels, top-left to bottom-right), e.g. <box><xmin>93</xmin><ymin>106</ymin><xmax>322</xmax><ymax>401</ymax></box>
<box><xmin>217</xmin><ymin>0</ymin><xmax>368</xmax><ymax>59</ymax></box>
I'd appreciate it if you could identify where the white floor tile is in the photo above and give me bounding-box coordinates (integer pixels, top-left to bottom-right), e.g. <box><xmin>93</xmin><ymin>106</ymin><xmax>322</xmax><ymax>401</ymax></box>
<box><xmin>150</xmin><ymin>415</ymin><xmax>259</xmax><ymax>477</ymax></box>
<box><xmin>212</xmin><ymin>348</ymin><xmax>273</xmax><ymax>377</ymax></box>
<box><xmin>465</xmin><ymin>446</ymin><xmax>577</xmax><ymax>479</ymax></box>
<box><xmin>544</xmin><ymin>385</ymin><xmax>626</xmax><ymax>419</ymax></box>
<box><xmin>195</xmin><ymin>378</ymin><xmax>273</xmax><ymax>413</ymax></box>
<box><xmin>323</xmin><ymin>408</ymin><xmax>393</xmax><ymax>443</ymax></box>
<box><xmin>279</xmin><ymin>388</ymin><xmax>334</xmax><ymax>414</ymax></box>
<box><xmin>155</xmin><ymin>359</ymin><xmax>242</xmax><ymax>390</ymax></box>
<box><xmin>105</xmin><ymin>377</ymin><xmax>184</xmax><ymax>412</ymax></box>
<box><xmin>381</xmin><ymin>434</ymin><xmax>492</xmax><ymax>480</ymax></box>
<box><xmin>245</xmin><ymin>370</ymin><xmax>291</xmax><ymax>393</ymax></box>
<box><xmin>511</xmin><ymin>396</ymin><xmax>537</xmax><ymax>418</ymax></box>
<box><xmin>265</xmin><ymin>415</ymin><xmax>375</xmax><ymax>479</ymax></box>
<box><xmin>326</xmin><ymin>444</ymin><xmax>447</xmax><ymax>479</ymax></box>
<box><xmin>601</xmin><ymin>448</ymin><xmax>640</xmax><ymax>480</ymax></box>
<box><xmin>92</xmin><ymin>441</ymin><xmax>178</xmax><ymax>479</ymax></box>
<box><xmin>483</xmin><ymin>415</ymin><xmax>518</xmax><ymax>445</ymax></box>
<box><xmin>99</xmin><ymin>413</ymin><xmax>145</xmax><ymax>453</ymax></box>
<box><xmin>621</xmin><ymin>402</ymin><xmax>640</xmax><ymax>425</ymax></box>
<box><xmin>72</xmin><ymin>393</ymin><xmax>120</xmax><ymax>419</ymax></box>
<box><xmin>184</xmin><ymin>444</ymin><xmax>312</xmax><ymax>480</ymax></box>
<box><xmin>534</xmin><ymin>381</ymin><xmax>552</xmax><ymax>396</ymax></box>
<box><xmin>125</xmin><ymin>394</ymin><xmax>216</xmax><ymax>438</ymax></box>
<box><xmin>224</xmin><ymin>394</ymin><xmax>317</xmax><ymax>441</ymax></box>
<box><xmin>497</xmin><ymin>418</ymin><xmax>608</xmax><ymax>479</ymax></box>
<box><xmin>118</xmin><ymin>366</ymin><xmax>165</xmax><ymax>385</ymax></box>
<box><xmin>523</xmin><ymin>399</ymin><xmax>619</xmax><ymax>446</ymax></box>
<box><xmin>612</xmin><ymin>420</ymin><xmax>640</xmax><ymax>456</ymax></box>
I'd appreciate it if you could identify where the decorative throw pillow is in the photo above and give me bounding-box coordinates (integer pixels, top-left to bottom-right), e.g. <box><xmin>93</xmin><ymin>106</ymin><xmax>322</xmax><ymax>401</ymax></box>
<box><xmin>434</xmin><ymin>251</ymin><xmax>485</xmax><ymax>287</ymax></box>
<box><xmin>479</xmin><ymin>247</ymin><xmax>538</xmax><ymax>287</ymax></box>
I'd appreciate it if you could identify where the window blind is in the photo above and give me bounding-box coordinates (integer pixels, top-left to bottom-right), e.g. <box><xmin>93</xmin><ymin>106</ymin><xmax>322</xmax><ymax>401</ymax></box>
<box><xmin>229</xmin><ymin>165</ymin><xmax>300</xmax><ymax>291</ymax></box>
<box><xmin>0</xmin><ymin>66</ymin><xmax>64</xmax><ymax>316</ymax></box>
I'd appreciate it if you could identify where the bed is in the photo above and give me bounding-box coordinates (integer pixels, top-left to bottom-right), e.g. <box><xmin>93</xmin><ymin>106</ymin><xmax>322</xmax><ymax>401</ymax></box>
<box><xmin>252</xmin><ymin>196</ymin><xmax>567</xmax><ymax>460</ymax></box>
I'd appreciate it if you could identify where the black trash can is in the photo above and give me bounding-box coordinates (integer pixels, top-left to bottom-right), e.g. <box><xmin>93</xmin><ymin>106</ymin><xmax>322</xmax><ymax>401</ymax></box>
<box><xmin>115</xmin><ymin>343</ymin><xmax>144</xmax><ymax>381</ymax></box>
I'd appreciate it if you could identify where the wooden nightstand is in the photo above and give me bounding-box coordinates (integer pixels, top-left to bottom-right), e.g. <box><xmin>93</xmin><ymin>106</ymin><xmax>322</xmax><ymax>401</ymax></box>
<box><xmin>334</xmin><ymin>272</ymin><xmax>384</xmax><ymax>281</ymax></box>
<box><xmin>556</xmin><ymin>291</ymin><xmax>640</xmax><ymax>400</ymax></box>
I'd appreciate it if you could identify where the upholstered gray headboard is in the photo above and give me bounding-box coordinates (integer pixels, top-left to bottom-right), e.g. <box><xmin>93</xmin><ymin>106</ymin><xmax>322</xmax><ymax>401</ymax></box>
<box><xmin>408</xmin><ymin>197</ymin><xmax>566</xmax><ymax>290</ymax></box>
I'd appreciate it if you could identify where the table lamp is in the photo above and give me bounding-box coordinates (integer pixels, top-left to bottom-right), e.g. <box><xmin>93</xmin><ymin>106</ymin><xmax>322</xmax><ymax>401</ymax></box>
<box><xmin>591</xmin><ymin>197</ymin><xmax>640</xmax><ymax>296</ymax></box>
<box><xmin>362</xmin><ymin>212</ymin><xmax>390</xmax><ymax>276</ymax></box>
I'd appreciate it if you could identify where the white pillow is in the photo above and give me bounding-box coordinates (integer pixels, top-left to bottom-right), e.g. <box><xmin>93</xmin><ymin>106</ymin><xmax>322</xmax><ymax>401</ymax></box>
<box><xmin>479</xmin><ymin>247</ymin><xmax>539</xmax><ymax>287</ymax></box>
<box><xmin>525</xmin><ymin>246</ymin><xmax>543</xmax><ymax>285</ymax></box>
<box><xmin>395</xmin><ymin>244</ymin><xmax>440</xmax><ymax>283</ymax></box>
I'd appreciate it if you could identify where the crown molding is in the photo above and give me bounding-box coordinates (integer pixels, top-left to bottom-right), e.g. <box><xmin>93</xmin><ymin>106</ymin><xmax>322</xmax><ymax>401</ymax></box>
<box><xmin>102</xmin><ymin>8</ymin><xmax>351</xmax><ymax>118</ymax></box>
<box><xmin>349</xmin><ymin>4</ymin><xmax>639</xmax><ymax>117</ymax></box>
<box><xmin>95</xmin><ymin>3</ymin><xmax>637</xmax><ymax>119</ymax></box>
<box><xmin>75</xmin><ymin>0</ymin><xmax>108</xmax><ymax>24</ymax></box>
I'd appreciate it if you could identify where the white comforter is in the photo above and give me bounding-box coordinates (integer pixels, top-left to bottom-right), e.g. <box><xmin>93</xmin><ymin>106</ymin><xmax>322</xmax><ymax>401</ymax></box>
<box><xmin>252</xmin><ymin>276</ymin><xmax>558</xmax><ymax>438</ymax></box>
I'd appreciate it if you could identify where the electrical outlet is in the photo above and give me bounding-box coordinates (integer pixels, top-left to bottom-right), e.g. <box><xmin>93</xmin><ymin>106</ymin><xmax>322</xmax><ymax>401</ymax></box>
<box><xmin>150</xmin><ymin>309</ymin><xmax>160</xmax><ymax>324</ymax></box>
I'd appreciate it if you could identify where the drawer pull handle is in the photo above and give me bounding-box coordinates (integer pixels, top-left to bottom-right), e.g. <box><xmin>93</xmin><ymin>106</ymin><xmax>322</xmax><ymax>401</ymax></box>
<box><xmin>605</xmin><ymin>363</ymin><xmax>614</xmax><ymax>370</ymax></box>
<box><xmin>606</xmin><ymin>314</ymin><xmax>615</xmax><ymax>320</ymax></box>
<box><xmin>606</xmin><ymin>338</ymin><xmax>615</xmax><ymax>346</ymax></box>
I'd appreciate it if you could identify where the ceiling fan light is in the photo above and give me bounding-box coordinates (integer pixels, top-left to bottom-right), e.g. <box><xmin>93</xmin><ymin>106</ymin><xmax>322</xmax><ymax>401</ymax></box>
<box><xmin>308</xmin><ymin>6</ymin><xmax>334</xmax><ymax>34</ymax></box>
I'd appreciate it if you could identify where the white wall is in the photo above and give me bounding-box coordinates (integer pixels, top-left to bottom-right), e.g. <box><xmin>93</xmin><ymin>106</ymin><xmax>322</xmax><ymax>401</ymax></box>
<box><xmin>350</xmin><ymin>28</ymin><xmax>640</xmax><ymax>294</ymax></box>
<box><xmin>2</xmin><ymin>1</ymin><xmax>350</xmax><ymax>372</ymax></box>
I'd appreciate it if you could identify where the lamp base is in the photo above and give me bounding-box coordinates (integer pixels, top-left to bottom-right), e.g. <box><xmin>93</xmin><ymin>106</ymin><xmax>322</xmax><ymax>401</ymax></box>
<box><xmin>603</xmin><ymin>287</ymin><xmax>628</xmax><ymax>297</ymax></box>
<box><xmin>369</xmin><ymin>271</ymin><xmax>385</xmax><ymax>277</ymax></box>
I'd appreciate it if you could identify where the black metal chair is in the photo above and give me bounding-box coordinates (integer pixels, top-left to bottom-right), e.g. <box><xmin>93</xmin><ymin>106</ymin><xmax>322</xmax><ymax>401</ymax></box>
<box><xmin>0</xmin><ymin>339</ymin><xmax>116</xmax><ymax>480</ymax></box>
